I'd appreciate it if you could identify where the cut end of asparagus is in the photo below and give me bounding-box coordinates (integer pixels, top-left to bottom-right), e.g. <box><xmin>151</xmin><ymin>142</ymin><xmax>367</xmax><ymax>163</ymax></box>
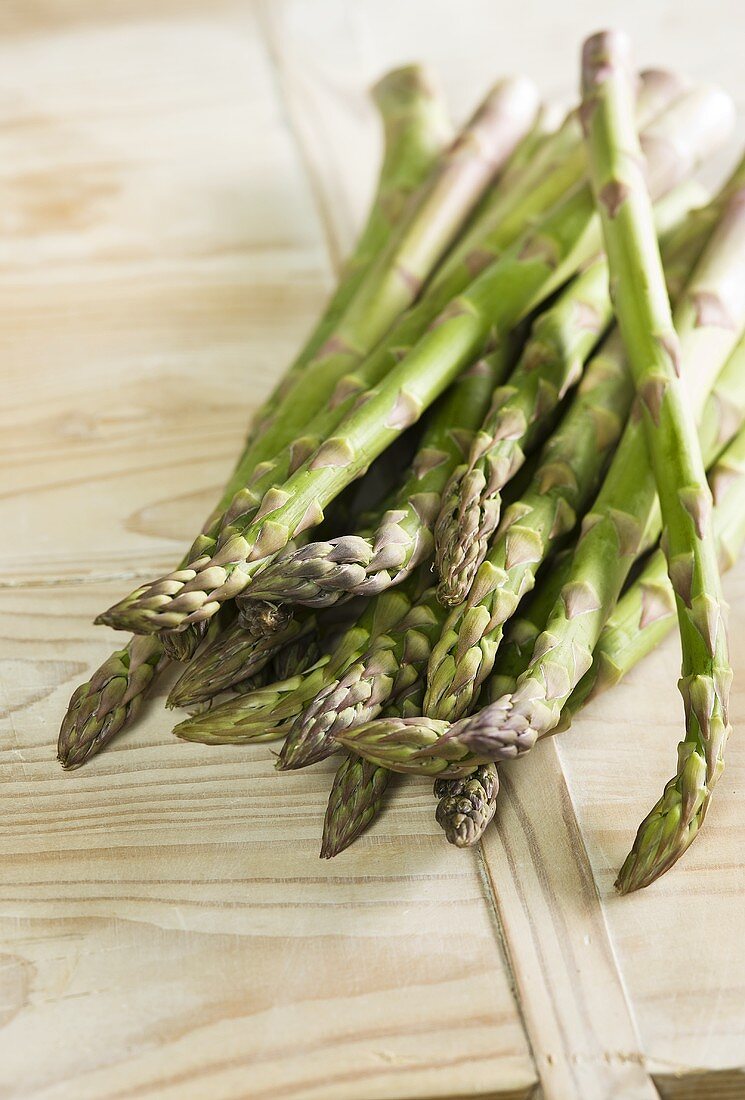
<box><xmin>581</xmin><ymin>30</ymin><xmax>633</xmax><ymax>92</ymax></box>
<box><xmin>240</xmin><ymin>599</ymin><xmax>295</xmax><ymax>638</ymax></box>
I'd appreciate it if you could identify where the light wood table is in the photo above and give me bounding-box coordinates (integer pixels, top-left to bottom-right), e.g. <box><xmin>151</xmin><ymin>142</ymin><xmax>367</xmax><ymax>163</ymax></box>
<box><xmin>1</xmin><ymin>3</ymin><xmax>744</xmax><ymax>1098</ymax></box>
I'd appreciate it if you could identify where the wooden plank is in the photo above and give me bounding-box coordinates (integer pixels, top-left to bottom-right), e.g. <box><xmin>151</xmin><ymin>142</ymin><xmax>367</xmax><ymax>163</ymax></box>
<box><xmin>0</xmin><ymin>2</ymin><xmax>536</xmax><ymax>1097</ymax></box>
<box><xmin>558</xmin><ymin>556</ymin><xmax>745</xmax><ymax>1089</ymax></box>
<box><xmin>267</xmin><ymin>3</ymin><xmax>745</xmax><ymax>1091</ymax></box>
<box><xmin>480</xmin><ymin>745</ymin><xmax>658</xmax><ymax>1100</ymax></box>
<box><xmin>0</xmin><ymin>0</ymin><xmax>329</xmax><ymax>583</ymax></box>
<box><xmin>0</xmin><ymin>580</ymin><xmax>536</xmax><ymax>1100</ymax></box>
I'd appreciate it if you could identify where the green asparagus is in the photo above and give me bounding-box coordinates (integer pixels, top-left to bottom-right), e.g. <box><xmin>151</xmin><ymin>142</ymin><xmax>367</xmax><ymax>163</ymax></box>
<box><xmin>424</xmin><ymin>180</ymin><xmax>708</xmax><ymax>721</ymax></box>
<box><xmin>434</xmin><ymin>252</ymin><xmax>613</xmax><ymax>605</ymax></box>
<box><xmin>581</xmin><ymin>30</ymin><xmax>735</xmax><ymax>889</ymax></box>
<box><xmin>282</xmin><ymin>581</ymin><xmax>443</xmax><ymax>770</ymax></box>
<box><xmin>434</xmin><ymin>764</ymin><xmax>499</xmax><ymax>846</ymax></box>
<box><xmin>237</xmin><ymin>342</ymin><xmax>515</xmax><ymax>610</ymax></box>
<box><xmin>320</xmin><ymin>753</ymin><xmax>392</xmax><ymax>858</ymax></box>
<box><xmin>100</xmin><ymin>85</ymin><xmax>730</xmax><ymax>637</ymax></box>
<box><xmin>59</xmin><ymin>67</ymin><xmax>451</xmax><ymax>767</ymax></box>
<box><xmin>335</xmin><ymin>234</ymin><xmax>745</xmax><ymax>779</ymax></box>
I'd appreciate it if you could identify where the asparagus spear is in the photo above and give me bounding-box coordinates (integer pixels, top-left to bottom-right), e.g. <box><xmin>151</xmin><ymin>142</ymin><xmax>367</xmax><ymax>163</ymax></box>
<box><xmin>250</xmin><ymin>65</ymin><xmax>453</xmax><ymax>435</ymax></box>
<box><xmin>160</xmin><ymin>68</ymin><xmax>450</xmax><ymax>663</ymax></box>
<box><xmin>58</xmin><ymin>68</ymin><xmax>450</xmax><ymax>768</ymax></box>
<box><xmin>174</xmin><ymin>583</ymin><xmax>416</xmax><ymax>746</ymax></box>
<box><xmin>174</xmin><ymin>664</ymin><xmax>328</xmax><ymax>745</ymax></box>
<box><xmin>424</xmin><ymin>180</ymin><xmax>709</xmax><ymax>720</ymax></box>
<box><xmin>485</xmin><ymin>552</ymin><xmax>574</xmax><ymax>701</ymax></box>
<box><xmin>276</xmin><ymin>572</ymin><xmax>432</xmax><ymax>768</ymax></box>
<box><xmin>194</xmin><ymin>76</ymin><xmax>537</xmax><ymax>550</ymax></box>
<box><xmin>320</xmin><ymin>753</ymin><xmax>392</xmax><ymax>858</ymax></box>
<box><xmin>100</xmin><ymin>86</ymin><xmax>730</xmax><ymax>638</ymax></box>
<box><xmin>335</xmin><ymin>230</ymin><xmax>745</xmax><ymax>779</ymax></box>
<box><xmin>433</xmin><ymin>411</ymin><xmax>745</xmax><ymax>849</ymax></box>
<box><xmin>455</xmin><ymin>172</ymin><xmax>745</xmax><ymax>752</ymax></box>
<box><xmin>236</xmin><ymin>342</ymin><xmax>515</xmax><ymax>611</ymax></box>
<box><xmin>566</xmin><ymin>417</ymin><xmax>745</xmax><ymax>722</ymax></box>
<box><xmin>167</xmin><ymin>612</ymin><xmax>318</xmax><ymax>708</ymax></box>
<box><xmin>434</xmin><ymin>764</ymin><xmax>499</xmax><ymax>847</ymax></box>
<box><xmin>581</xmin><ymin>30</ymin><xmax>735</xmax><ymax>889</ymax></box>
<box><xmin>58</xmin><ymin>637</ymin><xmax>164</xmax><ymax>770</ymax></box>
<box><xmin>100</xmin><ymin>75</ymin><xmax>703</xmax><ymax>649</ymax></box>
<box><xmin>434</xmin><ymin>253</ymin><xmax>613</xmax><ymax>605</ymax></box>
<box><xmin>280</xmin><ymin>581</ymin><xmax>443</xmax><ymax>770</ymax></box>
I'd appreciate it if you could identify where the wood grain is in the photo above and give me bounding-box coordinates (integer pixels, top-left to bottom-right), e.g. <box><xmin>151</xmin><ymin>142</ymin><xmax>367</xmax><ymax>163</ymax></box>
<box><xmin>0</xmin><ymin>3</ymin><xmax>535</xmax><ymax>1098</ymax></box>
<box><xmin>0</xmin><ymin>580</ymin><xmax>536</xmax><ymax>1100</ymax></box>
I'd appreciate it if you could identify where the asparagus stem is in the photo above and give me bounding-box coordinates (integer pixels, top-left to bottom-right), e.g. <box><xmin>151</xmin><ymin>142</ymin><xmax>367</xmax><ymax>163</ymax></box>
<box><xmin>434</xmin><ymin>395</ymin><xmax>745</xmax><ymax>846</ymax></box>
<box><xmin>99</xmin><ymin>85</ymin><xmax>730</xmax><ymax>638</ymax></box>
<box><xmin>238</xmin><ymin>342</ymin><xmax>515</xmax><ymax>610</ymax></box>
<box><xmin>424</xmin><ymin>181</ymin><xmax>708</xmax><ymax>721</ymax></box>
<box><xmin>484</xmin><ymin>551</ymin><xmax>574</xmax><ymax>701</ymax></box>
<box><xmin>59</xmin><ymin>68</ymin><xmax>450</xmax><ymax>768</ymax></box>
<box><xmin>216</xmin><ymin>77</ymin><xmax>535</xmax><ymax>515</ymax></box>
<box><xmin>276</xmin><ymin>573</ymin><xmax>433</xmax><ymax>769</ymax></box>
<box><xmin>580</xmin><ymin>30</ymin><xmax>736</xmax><ymax>890</ymax></box>
<box><xmin>320</xmin><ymin>753</ymin><xmax>392</xmax><ymax>858</ymax></box>
<box><xmin>434</xmin><ymin>253</ymin><xmax>614</xmax><ymax>606</ymax></box>
<box><xmin>336</xmin><ymin>214</ymin><xmax>745</xmax><ymax>780</ymax></box>
<box><xmin>166</xmin><ymin>612</ymin><xmax>318</xmax><ymax>708</ymax></box>
<box><xmin>175</xmin><ymin>582</ymin><xmax>415</xmax><ymax>747</ymax></box>
<box><xmin>565</xmin><ymin>415</ymin><xmax>745</xmax><ymax>720</ymax></box>
<box><xmin>282</xmin><ymin>580</ymin><xmax>443</xmax><ymax>770</ymax></box>
<box><xmin>161</xmin><ymin>68</ymin><xmax>453</xmax><ymax>661</ymax></box>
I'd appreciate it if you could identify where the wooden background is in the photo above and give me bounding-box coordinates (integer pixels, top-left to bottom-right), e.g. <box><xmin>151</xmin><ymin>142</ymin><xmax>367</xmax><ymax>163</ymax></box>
<box><xmin>1</xmin><ymin>2</ymin><xmax>744</xmax><ymax>1097</ymax></box>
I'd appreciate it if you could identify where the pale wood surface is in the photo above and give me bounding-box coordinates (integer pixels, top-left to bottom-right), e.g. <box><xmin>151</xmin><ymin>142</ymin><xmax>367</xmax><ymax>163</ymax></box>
<box><xmin>1</xmin><ymin>2</ymin><xmax>744</xmax><ymax>1098</ymax></box>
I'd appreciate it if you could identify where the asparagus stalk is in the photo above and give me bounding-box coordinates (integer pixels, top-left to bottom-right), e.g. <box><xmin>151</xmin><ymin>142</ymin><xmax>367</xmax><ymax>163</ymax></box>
<box><xmin>424</xmin><ymin>180</ymin><xmax>708</xmax><ymax>720</ymax></box>
<box><xmin>335</xmin><ymin>214</ymin><xmax>745</xmax><ymax>780</ymax></box>
<box><xmin>160</xmin><ymin>68</ymin><xmax>450</xmax><ymax>662</ymax></box>
<box><xmin>167</xmin><ymin>613</ymin><xmax>318</xmax><ymax>708</ymax></box>
<box><xmin>99</xmin><ymin>78</ymin><xmax>710</xmax><ymax>647</ymax></box>
<box><xmin>485</xmin><ymin>551</ymin><xmax>574</xmax><ymax>701</ymax></box>
<box><xmin>174</xmin><ymin>663</ymin><xmax>330</xmax><ymax>745</ymax></box>
<box><xmin>581</xmin><ymin>30</ymin><xmax>735</xmax><ymax>889</ymax></box>
<box><xmin>566</xmin><ymin>417</ymin><xmax>745</xmax><ymax>721</ymax></box>
<box><xmin>320</xmin><ymin>753</ymin><xmax>392</xmax><ymax>858</ymax></box>
<box><xmin>456</xmin><ymin>171</ymin><xmax>745</xmax><ymax>755</ymax></box>
<box><xmin>281</xmin><ymin>580</ymin><xmax>443</xmax><ymax>770</ymax></box>
<box><xmin>434</xmin><ymin>253</ymin><xmax>613</xmax><ymax>605</ymax></box>
<box><xmin>276</xmin><ymin>573</ymin><xmax>432</xmax><ymax>768</ymax></box>
<box><xmin>58</xmin><ymin>637</ymin><xmax>164</xmax><ymax>770</ymax></box>
<box><xmin>250</xmin><ymin>65</ymin><xmax>453</xmax><ymax>436</ymax></box>
<box><xmin>431</xmin><ymin>68</ymin><xmax>684</xmax><ymax>298</ymax></box>
<box><xmin>434</xmin><ymin>764</ymin><xmax>499</xmax><ymax>847</ymax></box>
<box><xmin>100</xmin><ymin>85</ymin><xmax>730</xmax><ymax>638</ymax></box>
<box><xmin>435</xmin><ymin>413</ymin><xmax>745</xmax><ymax>849</ymax></box>
<box><xmin>198</xmin><ymin>76</ymin><xmax>537</xmax><ymax>546</ymax></box>
<box><xmin>174</xmin><ymin>583</ymin><xmax>415</xmax><ymax>746</ymax></box>
<box><xmin>237</xmin><ymin>342</ymin><xmax>515</xmax><ymax>611</ymax></box>
<box><xmin>58</xmin><ymin>69</ymin><xmax>450</xmax><ymax>768</ymax></box>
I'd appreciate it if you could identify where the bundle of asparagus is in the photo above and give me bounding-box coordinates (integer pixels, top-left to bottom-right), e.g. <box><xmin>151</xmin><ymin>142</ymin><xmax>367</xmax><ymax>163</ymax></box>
<box><xmin>60</xmin><ymin>38</ymin><xmax>745</xmax><ymax>891</ymax></box>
